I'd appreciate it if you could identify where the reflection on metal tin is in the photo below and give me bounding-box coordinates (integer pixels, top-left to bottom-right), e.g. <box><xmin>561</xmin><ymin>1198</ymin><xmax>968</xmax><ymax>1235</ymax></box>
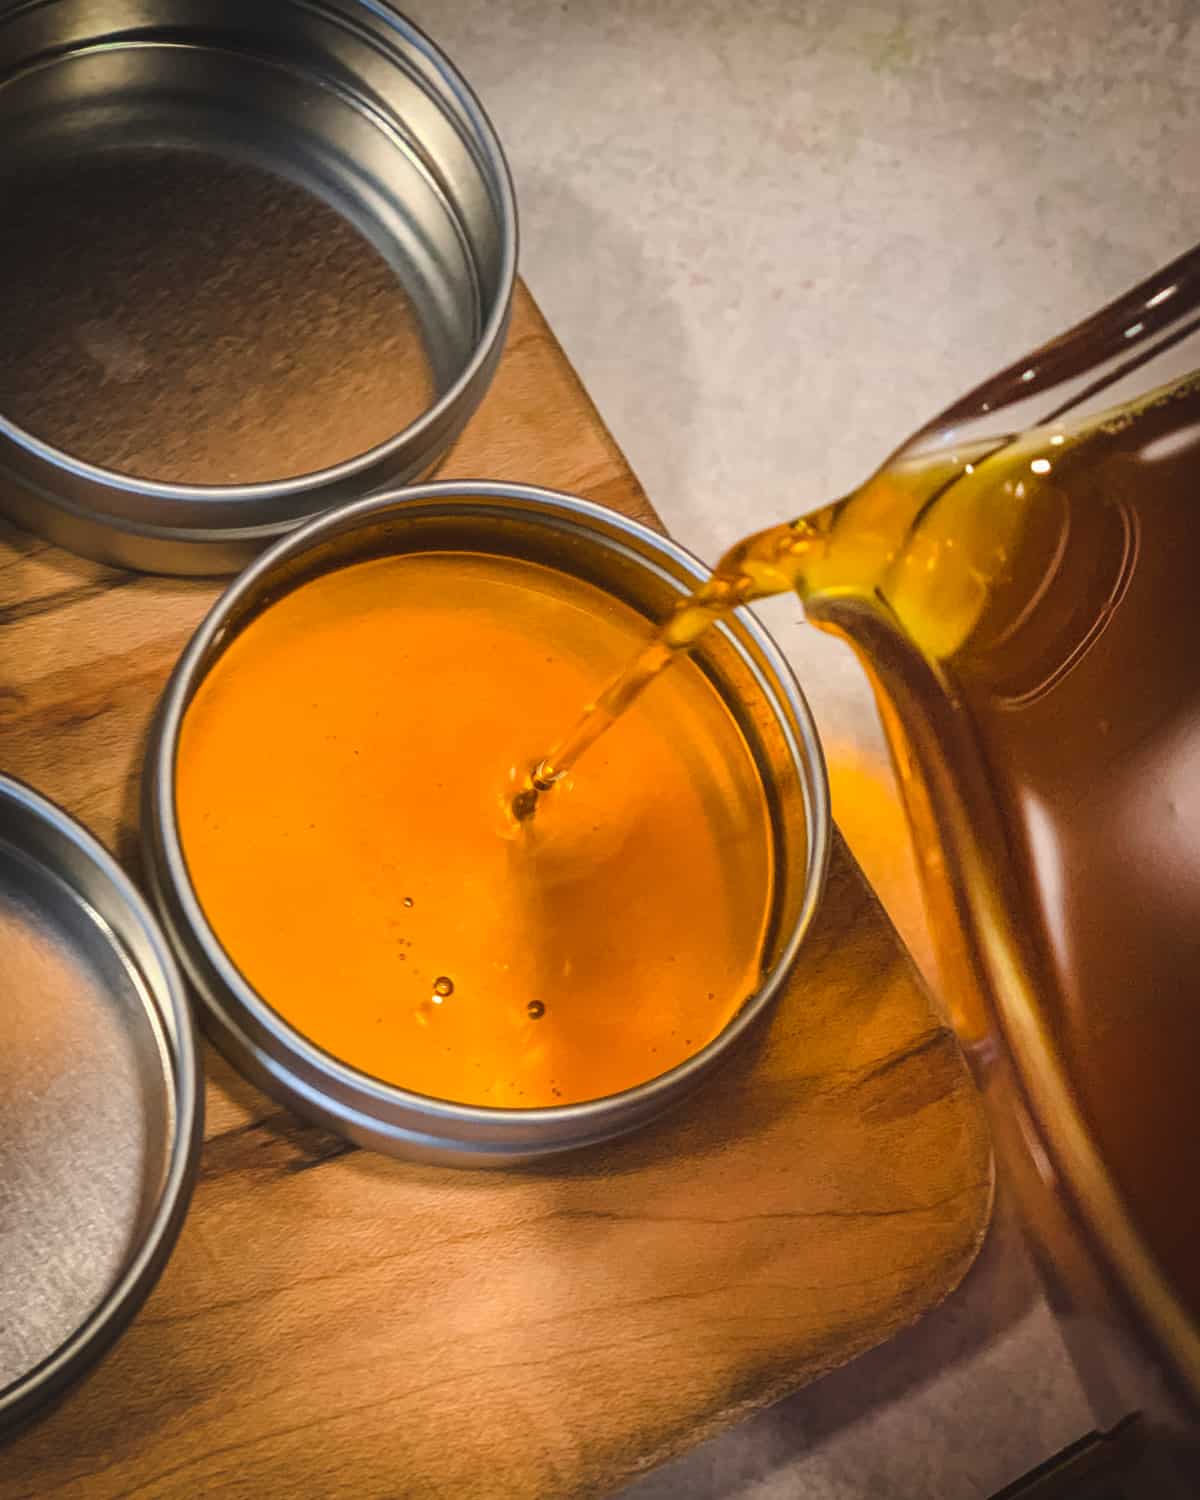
<box><xmin>0</xmin><ymin>2</ymin><xmax>517</xmax><ymax>574</ymax></box>
<box><xmin>0</xmin><ymin>776</ymin><xmax>202</xmax><ymax>1433</ymax></box>
<box><xmin>143</xmin><ymin>482</ymin><xmax>831</xmax><ymax>1166</ymax></box>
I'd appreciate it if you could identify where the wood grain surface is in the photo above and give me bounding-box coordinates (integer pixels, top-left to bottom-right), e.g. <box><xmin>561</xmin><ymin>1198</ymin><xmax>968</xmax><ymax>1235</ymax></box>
<box><xmin>0</xmin><ymin>283</ymin><xmax>992</xmax><ymax>1500</ymax></box>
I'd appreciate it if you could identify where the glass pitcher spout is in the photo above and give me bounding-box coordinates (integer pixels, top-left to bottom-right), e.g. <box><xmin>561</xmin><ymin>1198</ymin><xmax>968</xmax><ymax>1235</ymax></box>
<box><xmin>792</xmin><ymin>244</ymin><xmax>1200</xmax><ymax>1459</ymax></box>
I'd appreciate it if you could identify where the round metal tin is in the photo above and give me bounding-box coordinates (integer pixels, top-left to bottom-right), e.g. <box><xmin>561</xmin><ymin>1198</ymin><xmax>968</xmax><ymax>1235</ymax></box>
<box><xmin>0</xmin><ymin>1</ymin><xmax>517</xmax><ymax>574</ymax></box>
<box><xmin>143</xmin><ymin>482</ymin><xmax>831</xmax><ymax>1165</ymax></box>
<box><xmin>0</xmin><ymin>775</ymin><xmax>202</xmax><ymax>1433</ymax></box>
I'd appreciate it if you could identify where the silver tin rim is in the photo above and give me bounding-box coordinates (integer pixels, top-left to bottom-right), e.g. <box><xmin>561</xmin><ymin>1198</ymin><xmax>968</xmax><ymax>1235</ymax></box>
<box><xmin>144</xmin><ymin>483</ymin><xmax>831</xmax><ymax>1164</ymax></box>
<box><xmin>0</xmin><ymin>774</ymin><xmax>203</xmax><ymax>1433</ymax></box>
<box><xmin>0</xmin><ymin>3</ymin><xmax>518</xmax><ymax>575</ymax></box>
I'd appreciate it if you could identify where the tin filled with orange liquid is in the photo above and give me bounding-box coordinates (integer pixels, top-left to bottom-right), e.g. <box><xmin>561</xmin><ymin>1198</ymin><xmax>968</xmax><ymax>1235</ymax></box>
<box><xmin>144</xmin><ymin>484</ymin><xmax>828</xmax><ymax>1162</ymax></box>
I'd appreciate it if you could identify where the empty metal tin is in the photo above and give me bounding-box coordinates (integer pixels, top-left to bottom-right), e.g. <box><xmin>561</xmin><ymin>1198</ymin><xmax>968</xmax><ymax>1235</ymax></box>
<box><xmin>0</xmin><ymin>1</ymin><xmax>517</xmax><ymax>574</ymax></box>
<box><xmin>0</xmin><ymin>775</ymin><xmax>202</xmax><ymax>1432</ymax></box>
<box><xmin>143</xmin><ymin>483</ymin><xmax>831</xmax><ymax>1165</ymax></box>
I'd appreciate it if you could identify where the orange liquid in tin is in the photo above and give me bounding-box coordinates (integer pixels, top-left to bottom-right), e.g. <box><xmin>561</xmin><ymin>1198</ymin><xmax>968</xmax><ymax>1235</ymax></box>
<box><xmin>176</xmin><ymin>552</ymin><xmax>774</xmax><ymax>1107</ymax></box>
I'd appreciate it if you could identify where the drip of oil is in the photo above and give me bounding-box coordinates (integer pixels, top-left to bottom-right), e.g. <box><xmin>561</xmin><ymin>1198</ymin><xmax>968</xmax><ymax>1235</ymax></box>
<box><xmin>524</xmin><ymin>372</ymin><xmax>1200</xmax><ymax>1319</ymax></box>
<box><xmin>176</xmin><ymin>552</ymin><xmax>774</xmax><ymax>1109</ymax></box>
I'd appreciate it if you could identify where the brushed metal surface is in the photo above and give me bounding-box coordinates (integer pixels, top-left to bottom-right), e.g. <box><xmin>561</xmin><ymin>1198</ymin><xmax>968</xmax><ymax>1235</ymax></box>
<box><xmin>0</xmin><ymin>777</ymin><xmax>201</xmax><ymax>1432</ymax></box>
<box><xmin>0</xmin><ymin>853</ymin><xmax>165</xmax><ymax>1392</ymax></box>
<box><xmin>0</xmin><ymin>1</ymin><xmax>516</xmax><ymax>574</ymax></box>
<box><xmin>142</xmin><ymin>483</ymin><xmax>831</xmax><ymax>1165</ymax></box>
<box><xmin>0</xmin><ymin>149</ymin><xmax>440</xmax><ymax>486</ymax></box>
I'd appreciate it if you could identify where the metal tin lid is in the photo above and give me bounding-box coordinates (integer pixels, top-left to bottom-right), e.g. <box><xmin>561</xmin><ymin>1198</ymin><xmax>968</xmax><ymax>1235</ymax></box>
<box><xmin>0</xmin><ymin>775</ymin><xmax>202</xmax><ymax>1433</ymax></box>
<box><xmin>142</xmin><ymin>485</ymin><xmax>830</xmax><ymax>1166</ymax></box>
<box><xmin>0</xmin><ymin>1</ymin><xmax>517</xmax><ymax>576</ymax></box>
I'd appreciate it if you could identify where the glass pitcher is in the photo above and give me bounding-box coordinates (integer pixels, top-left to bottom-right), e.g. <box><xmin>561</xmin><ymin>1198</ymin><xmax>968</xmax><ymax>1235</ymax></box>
<box><xmin>786</xmin><ymin>245</ymin><xmax>1200</xmax><ymax>1471</ymax></box>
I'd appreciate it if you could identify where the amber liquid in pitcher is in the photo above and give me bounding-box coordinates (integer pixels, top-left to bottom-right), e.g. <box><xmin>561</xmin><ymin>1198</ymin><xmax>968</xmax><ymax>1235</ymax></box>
<box><xmin>529</xmin><ymin>373</ymin><xmax>1200</xmax><ymax>1315</ymax></box>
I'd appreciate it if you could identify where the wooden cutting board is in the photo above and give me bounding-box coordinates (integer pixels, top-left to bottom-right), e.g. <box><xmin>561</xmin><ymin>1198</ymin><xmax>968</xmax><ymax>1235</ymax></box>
<box><xmin>0</xmin><ymin>283</ymin><xmax>992</xmax><ymax>1500</ymax></box>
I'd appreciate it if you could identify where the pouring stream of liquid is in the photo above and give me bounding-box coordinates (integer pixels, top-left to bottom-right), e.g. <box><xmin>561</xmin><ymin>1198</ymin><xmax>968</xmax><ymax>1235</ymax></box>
<box><xmin>513</xmin><ymin>518</ymin><xmax>824</xmax><ymax>821</ymax></box>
